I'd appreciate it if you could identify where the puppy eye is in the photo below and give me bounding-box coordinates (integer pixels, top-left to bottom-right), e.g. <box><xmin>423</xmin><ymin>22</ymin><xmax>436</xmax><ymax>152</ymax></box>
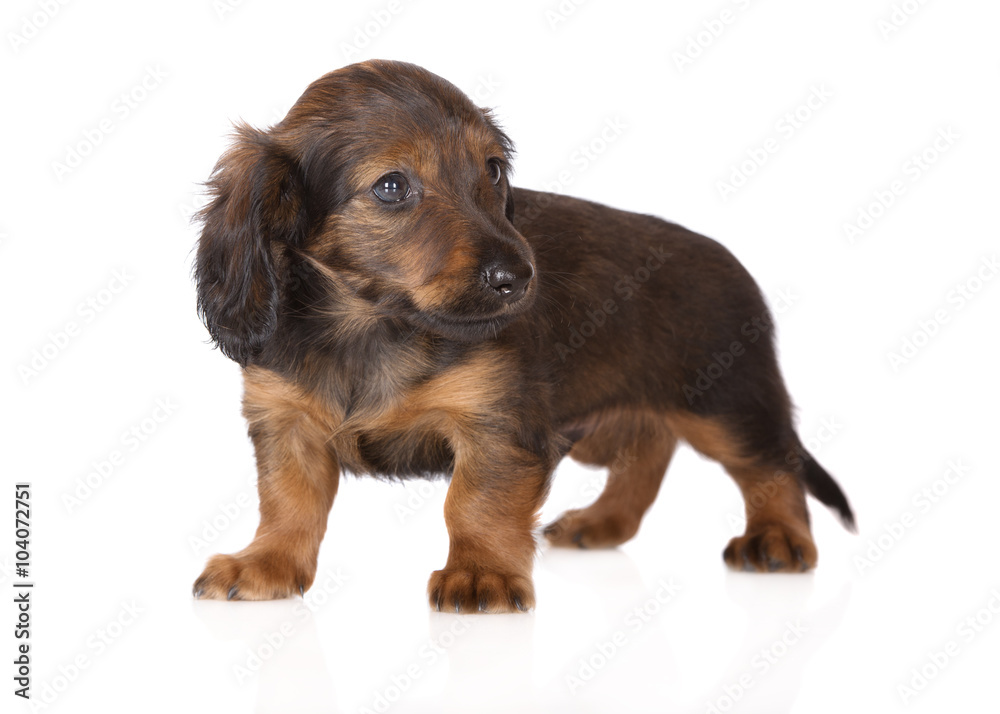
<box><xmin>487</xmin><ymin>159</ymin><xmax>503</xmax><ymax>185</ymax></box>
<box><xmin>373</xmin><ymin>172</ymin><xmax>410</xmax><ymax>202</ymax></box>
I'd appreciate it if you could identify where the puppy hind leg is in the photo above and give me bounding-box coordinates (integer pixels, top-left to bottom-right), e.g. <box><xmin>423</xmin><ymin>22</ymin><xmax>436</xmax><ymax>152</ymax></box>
<box><xmin>723</xmin><ymin>463</ymin><xmax>816</xmax><ymax>572</ymax></box>
<box><xmin>545</xmin><ymin>425</ymin><xmax>677</xmax><ymax>549</ymax></box>
<box><xmin>665</xmin><ymin>412</ymin><xmax>816</xmax><ymax>572</ymax></box>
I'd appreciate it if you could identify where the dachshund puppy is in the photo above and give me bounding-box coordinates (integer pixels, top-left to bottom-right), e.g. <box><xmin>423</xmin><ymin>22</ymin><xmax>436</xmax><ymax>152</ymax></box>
<box><xmin>192</xmin><ymin>59</ymin><xmax>854</xmax><ymax>612</ymax></box>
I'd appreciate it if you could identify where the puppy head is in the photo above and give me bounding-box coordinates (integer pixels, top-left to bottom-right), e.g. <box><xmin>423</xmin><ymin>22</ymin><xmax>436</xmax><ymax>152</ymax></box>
<box><xmin>196</xmin><ymin>60</ymin><xmax>534</xmax><ymax>364</ymax></box>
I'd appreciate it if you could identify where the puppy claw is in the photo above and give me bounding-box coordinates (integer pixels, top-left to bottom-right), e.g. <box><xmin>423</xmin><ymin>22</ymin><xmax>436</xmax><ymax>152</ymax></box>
<box><xmin>724</xmin><ymin>523</ymin><xmax>817</xmax><ymax>573</ymax></box>
<box><xmin>428</xmin><ymin>569</ymin><xmax>534</xmax><ymax>614</ymax></box>
<box><xmin>193</xmin><ymin>550</ymin><xmax>315</xmax><ymax>600</ymax></box>
<box><xmin>755</xmin><ymin>538</ymin><xmax>769</xmax><ymax>566</ymax></box>
<box><xmin>793</xmin><ymin>546</ymin><xmax>807</xmax><ymax>571</ymax></box>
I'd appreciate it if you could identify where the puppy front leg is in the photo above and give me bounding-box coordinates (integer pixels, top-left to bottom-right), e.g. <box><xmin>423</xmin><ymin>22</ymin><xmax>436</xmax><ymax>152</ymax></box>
<box><xmin>429</xmin><ymin>441</ymin><xmax>552</xmax><ymax>613</ymax></box>
<box><xmin>194</xmin><ymin>368</ymin><xmax>339</xmax><ymax>600</ymax></box>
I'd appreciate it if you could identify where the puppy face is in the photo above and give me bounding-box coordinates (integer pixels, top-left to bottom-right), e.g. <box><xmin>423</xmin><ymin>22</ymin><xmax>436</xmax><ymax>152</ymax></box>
<box><xmin>196</xmin><ymin>60</ymin><xmax>536</xmax><ymax>364</ymax></box>
<box><xmin>311</xmin><ymin>95</ymin><xmax>534</xmax><ymax>339</ymax></box>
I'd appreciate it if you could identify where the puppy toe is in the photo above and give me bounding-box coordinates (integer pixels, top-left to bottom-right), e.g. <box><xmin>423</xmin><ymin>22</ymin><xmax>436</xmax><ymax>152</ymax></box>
<box><xmin>544</xmin><ymin>509</ymin><xmax>638</xmax><ymax>549</ymax></box>
<box><xmin>724</xmin><ymin>522</ymin><xmax>816</xmax><ymax>573</ymax></box>
<box><xmin>428</xmin><ymin>569</ymin><xmax>533</xmax><ymax>614</ymax></box>
<box><xmin>194</xmin><ymin>550</ymin><xmax>314</xmax><ymax>600</ymax></box>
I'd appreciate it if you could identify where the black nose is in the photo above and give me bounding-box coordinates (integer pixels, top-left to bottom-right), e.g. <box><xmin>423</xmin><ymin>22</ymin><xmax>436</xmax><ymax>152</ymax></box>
<box><xmin>484</xmin><ymin>261</ymin><xmax>534</xmax><ymax>301</ymax></box>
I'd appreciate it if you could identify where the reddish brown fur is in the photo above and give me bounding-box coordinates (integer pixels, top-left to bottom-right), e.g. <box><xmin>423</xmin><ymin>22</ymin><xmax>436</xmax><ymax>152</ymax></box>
<box><xmin>192</xmin><ymin>60</ymin><xmax>853</xmax><ymax>612</ymax></box>
<box><xmin>546</xmin><ymin>409</ymin><xmax>677</xmax><ymax>548</ymax></box>
<box><xmin>194</xmin><ymin>368</ymin><xmax>339</xmax><ymax>600</ymax></box>
<box><xmin>663</xmin><ymin>413</ymin><xmax>816</xmax><ymax>571</ymax></box>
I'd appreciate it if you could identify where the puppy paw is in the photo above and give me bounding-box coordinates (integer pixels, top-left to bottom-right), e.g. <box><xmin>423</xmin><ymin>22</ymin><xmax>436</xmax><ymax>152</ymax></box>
<box><xmin>543</xmin><ymin>508</ymin><xmax>638</xmax><ymax>549</ymax></box>
<box><xmin>723</xmin><ymin>522</ymin><xmax>817</xmax><ymax>573</ymax></box>
<box><xmin>427</xmin><ymin>569</ymin><xmax>534</xmax><ymax>613</ymax></box>
<box><xmin>193</xmin><ymin>549</ymin><xmax>315</xmax><ymax>601</ymax></box>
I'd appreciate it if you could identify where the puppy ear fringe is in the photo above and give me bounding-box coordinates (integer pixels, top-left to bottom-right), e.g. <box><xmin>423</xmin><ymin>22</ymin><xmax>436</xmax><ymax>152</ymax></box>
<box><xmin>193</xmin><ymin>123</ymin><xmax>306</xmax><ymax>366</ymax></box>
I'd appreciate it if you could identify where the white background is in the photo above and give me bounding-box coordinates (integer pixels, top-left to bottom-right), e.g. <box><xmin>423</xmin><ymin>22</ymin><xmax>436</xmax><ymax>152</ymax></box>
<box><xmin>4</xmin><ymin>0</ymin><xmax>999</xmax><ymax>712</ymax></box>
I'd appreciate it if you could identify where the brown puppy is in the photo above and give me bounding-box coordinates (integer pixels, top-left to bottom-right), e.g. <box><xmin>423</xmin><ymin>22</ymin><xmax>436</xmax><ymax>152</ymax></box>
<box><xmin>192</xmin><ymin>59</ymin><xmax>854</xmax><ymax>613</ymax></box>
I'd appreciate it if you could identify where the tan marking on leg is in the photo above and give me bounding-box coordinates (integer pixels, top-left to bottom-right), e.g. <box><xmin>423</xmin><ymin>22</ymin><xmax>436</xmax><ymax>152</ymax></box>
<box><xmin>547</xmin><ymin>409</ymin><xmax>677</xmax><ymax>548</ymax></box>
<box><xmin>407</xmin><ymin>351</ymin><xmax>548</xmax><ymax>613</ymax></box>
<box><xmin>428</xmin><ymin>438</ymin><xmax>549</xmax><ymax>613</ymax></box>
<box><xmin>723</xmin><ymin>465</ymin><xmax>816</xmax><ymax>572</ymax></box>
<box><xmin>664</xmin><ymin>411</ymin><xmax>816</xmax><ymax>572</ymax></box>
<box><xmin>193</xmin><ymin>367</ymin><xmax>341</xmax><ymax>600</ymax></box>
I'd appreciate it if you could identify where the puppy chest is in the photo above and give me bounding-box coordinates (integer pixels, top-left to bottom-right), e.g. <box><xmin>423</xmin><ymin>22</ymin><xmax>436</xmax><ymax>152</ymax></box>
<box><xmin>347</xmin><ymin>426</ymin><xmax>455</xmax><ymax>478</ymax></box>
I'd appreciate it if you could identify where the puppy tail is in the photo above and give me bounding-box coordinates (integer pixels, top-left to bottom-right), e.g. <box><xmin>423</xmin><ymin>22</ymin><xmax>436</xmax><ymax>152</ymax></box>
<box><xmin>799</xmin><ymin>451</ymin><xmax>856</xmax><ymax>533</ymax></box>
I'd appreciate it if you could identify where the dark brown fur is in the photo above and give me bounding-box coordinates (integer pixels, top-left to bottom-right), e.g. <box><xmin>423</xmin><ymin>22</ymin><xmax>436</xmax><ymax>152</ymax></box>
<box><xmin>192</xmin><ymin>60</ymin><xmax>854</xmax><ymax>612</ymax></box>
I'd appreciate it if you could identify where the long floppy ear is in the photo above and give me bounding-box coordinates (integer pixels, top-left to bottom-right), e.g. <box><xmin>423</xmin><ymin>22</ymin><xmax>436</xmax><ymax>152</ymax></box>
<box><xmin>195</xmin><ymin>123</ymin><xmax>305</xmax><ymax>366</ymax></box>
